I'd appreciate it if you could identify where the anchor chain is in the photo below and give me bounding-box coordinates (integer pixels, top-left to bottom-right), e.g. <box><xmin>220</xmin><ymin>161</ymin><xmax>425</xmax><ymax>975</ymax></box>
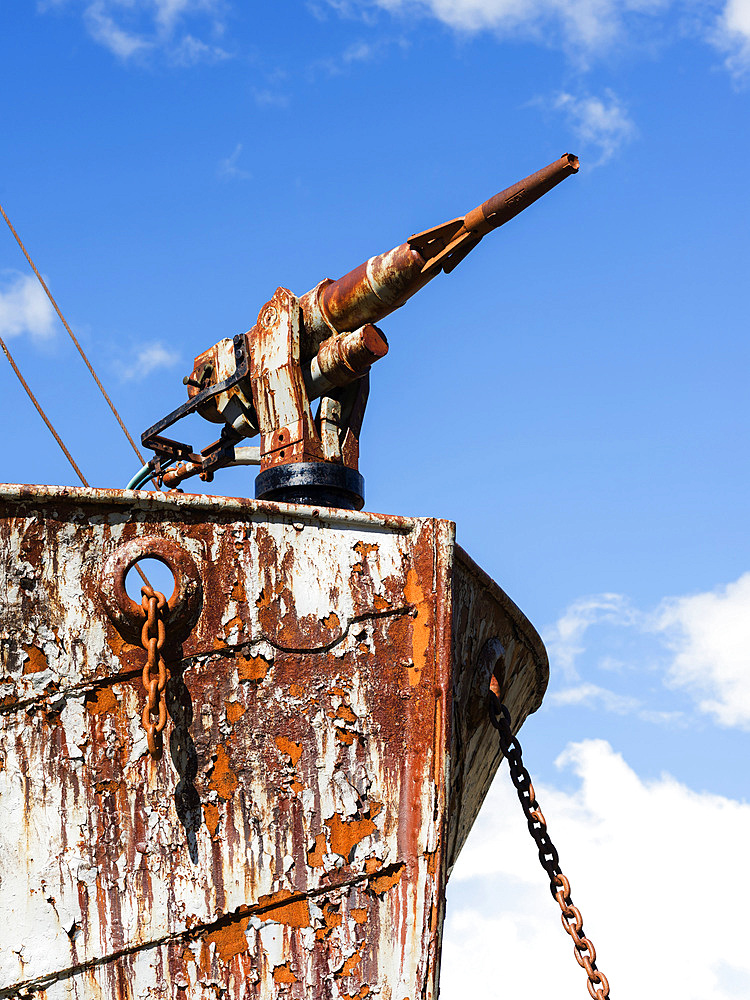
<box><xmin>139</xmin><ymin>585</ymin><xmax>169</xmax><ymax>758</ymax></box>
<box><xmin>489</xmin><ymin>695</ymin><xmax>611</xmax><ymax>1000</ymax></box>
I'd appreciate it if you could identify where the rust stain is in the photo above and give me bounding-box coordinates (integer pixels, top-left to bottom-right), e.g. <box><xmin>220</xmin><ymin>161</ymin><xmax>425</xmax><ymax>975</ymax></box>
<box><xmin>322</xmin><ymin>611</ymin><xmax>340</xmax><ymax>631</ymax></box>
<box><xmin>208</xmin><ymin>744</ymin><xmax>239</xmax><ymax>800</ymax></box>
<box><xmin>225</xmin><ymin>700</ymin><xmax>245</xmax><ymax>724</ymax></box>
<box><xmin>223</xmin><ymin>614</ymin><xmax>242</xmax><ymax>636</ymax></box>
<box><xmin>307</xmin><ymin>833</ymin><xmax>326</xmax><ymax>867</ymax></box>
<box><xmin>230</xmin><ymin>579</ymin><xmax>246</xmax><ymax>602</ymax></box>
<box><xmin>336</xmin><ymin>943</ymin><xmax>365</xmax><ymax>979</ymax></box>
<box><xmin>336</xmin><ymin>730</ymin><xmax>355</xmax><ymax>745</ymax></box>
<box><xmin>335</xmin><ymin>705</ymin><xmax>357</xmax><ymax>723</ymax></box>
<box><xmin>237</xmin><ymin>652</ymin><xmax>270</xmax><ymax>682</ymax></box>
<box><xmin>326</xmin><ymin>814</ymin><xmax>376</xmax><ymax>860</ymax></box>
<box><xmin>257</xmin><ymin>889</ymin><xmax>311</xmax><ymax>927</ymax></box>
<box><xmin>85</xmin><ymin>687</ymin><xmax>119</xmax><ymax>715</ymax></box>
<box><xmin>352</xmin><ymin>541</ymin><xmax>377</xmax><ymax>573</ymax></box>
<box><xmin>368</xmin><ymin>864</ymin><xmax>404</xmax><ymax>897</ymax></box>
<box><xmin>22</xmin><ymin>644</ymin><xmax>47</xmax><ymax>675</ymax></box>
<box><xmin>344</xmin><ymin>988</ymin><xmax>371</xmax><ymax>1000</ymax></box>
<box><xmin>315</xmin><ymin>901</ymin><xmax>342</xmax><ymax>940</ymax></box>
<box><xmin>205</xmin><ymin>916</ymin><xmax>249</xmax><ymax>963</ymax></box>
<box><xmin>273</xmin><ymin>963</ymin><xmax>298</xmax><ymax>984</ymax></box>
<box><xmin>203</xmin><ymin>803</ymin><xmax>220</xmax><ymax>837</ymax></box>
<box><xmin>404</xmin><ymin>568</ymin><xmax>430</xmax><ymax>687</ymax></box>
<box><xmin>350</xmin><ymin>907</ymin><xmax>368</xmax><ymax>924</ymax></box>
<box><xmin>275</xmin><ymin>736</ymin><xmax>302</xmax><ymax>767</ymax></box>
<box><xmin>364</xmin><ymin>857</ymin><xmax>380</xmax><ymax>874</ymax></box>
<box><xmin>289</xmin><ymin>683</ymin><xmax>305</xmax><ymax>698</ymax></box>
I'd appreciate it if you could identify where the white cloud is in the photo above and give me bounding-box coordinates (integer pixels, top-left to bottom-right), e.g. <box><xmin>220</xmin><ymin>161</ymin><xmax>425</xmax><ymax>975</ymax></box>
<box><xmin>0</xmin><ymin>272</ymin><xmax>56</xmax><ymax>343</ymax></box>
<box><xmin>443</xmin><ymin>738</ymin><xmax>750</xmax><ymax>1000</ymax></box>
<box><xmin>52</xmin><ymin>0</ymin><xmax>229</xmax><ymax>63</ymax></box>
<box><xmin>217</xmin><ymin>142</ymin><xmax>251</xmax><ymax>180</ymax></box>
<box><xmin>656</xmin><ymin>573</ymin><xmax>750</xmax><ymax>729</ymax></box>
<box><xmin>551</xmin><ymin>90</ymin><xmax>636</xmax><ymax>164</ymax></box>
<box><xmin>714</xmin><ymin>0</ymin><xmax>750</xmax><ymax>77</ymax></box>
<box><xmin>118</xmin><ymin>342</ymin><xmax>180</xmax><ymax>380</ymax></box>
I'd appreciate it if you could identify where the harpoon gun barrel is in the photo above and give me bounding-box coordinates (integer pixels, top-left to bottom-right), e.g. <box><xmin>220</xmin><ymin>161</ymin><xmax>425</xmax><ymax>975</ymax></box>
<box><xmin>300</xmin><ymin>153</ymin><xmax>579</xmax><ymax>354</ymax></box>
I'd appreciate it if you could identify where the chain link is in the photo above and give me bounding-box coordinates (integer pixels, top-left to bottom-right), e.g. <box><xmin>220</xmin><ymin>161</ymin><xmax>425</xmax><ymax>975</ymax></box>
<box><xmin>489</xmin><ymin>694</ymin><xmax>611</xmax><ymax>999</ymax></box>
<box><xmin>139</xmin><ymin>585</ymin><xmax>169</xmax><ymax>758</ymax></box>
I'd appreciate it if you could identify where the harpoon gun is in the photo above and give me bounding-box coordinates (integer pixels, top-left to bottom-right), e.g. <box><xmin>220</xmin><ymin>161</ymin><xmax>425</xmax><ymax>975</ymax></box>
<box><xmin>140</xmin><ymin>153</ymin><xmax>579</xmax><ymax>509</ymax></box>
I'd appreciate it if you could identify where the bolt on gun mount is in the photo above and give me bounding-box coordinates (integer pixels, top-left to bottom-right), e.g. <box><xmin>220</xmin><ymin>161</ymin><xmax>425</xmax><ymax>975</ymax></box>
<box><xmin>141</xmin><ymin>153</ymin><xmax>579</xmax><ymax>510</ymax></box>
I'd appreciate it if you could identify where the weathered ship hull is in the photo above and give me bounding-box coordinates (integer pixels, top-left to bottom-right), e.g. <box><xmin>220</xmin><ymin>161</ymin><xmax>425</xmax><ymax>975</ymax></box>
<box><xmin>0</xmin><ymin>486</ymin><xmax>547</xmax><ymax>999</ymax></box>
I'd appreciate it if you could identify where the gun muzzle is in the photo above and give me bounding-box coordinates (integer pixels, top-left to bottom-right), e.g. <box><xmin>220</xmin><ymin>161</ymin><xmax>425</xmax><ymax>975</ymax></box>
<box><xmin>300</xmin><ymin>153</ymin><xmax>578</xmax><ymax>356</ymax></box>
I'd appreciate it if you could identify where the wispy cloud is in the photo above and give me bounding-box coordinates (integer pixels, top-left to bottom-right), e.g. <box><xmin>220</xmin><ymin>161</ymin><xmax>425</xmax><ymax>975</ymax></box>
<box><xmin>217</xmin><ymin>142</ymin><xmax>251</xmax><ymax>180</ymax></box>
<box><xmin>0</xmin><ymin>271</ymin><xmax>56</xmax><ymax>343</ymax></box>
<box><xmin>544</xmin><ymin>572</ymin><xmax>750</xmax><ymax>729</ymax></box>
<box><xmin>312</xmin><ymin>35</ymin><xmax>409</xmax><ymax>76</ymax></box>
<box><xmin>319</xmin><ymin>0</ymin><xmax>749</xmax><ymax>82</ymax></box>
<box><xmin>50</xmin><ymin>0</ymin><xmax>230</xmax><ymax>64</ymax></box>
<box><xmin>543</xmin><ymin>592</ymin><xmax>638</xmax><ymax>680</ymax></box>
<box><xmin>549</xmin><ymin>90</ymin><xmax>636</xmax><ymax>165</ymax></box>
<box><xmin>252</xmin><ymin>88</ymin><xmax>290</xmax><ymax>109</ymax></box>
<box><xmin>117</xmin><ymin>342</ymin><xmax>180</xmax><ymax>380</ymax></box>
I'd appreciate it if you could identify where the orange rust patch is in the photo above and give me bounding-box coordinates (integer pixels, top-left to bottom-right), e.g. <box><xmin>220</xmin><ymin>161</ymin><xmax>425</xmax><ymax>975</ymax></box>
<box><xmin>289</xmin><ymin>683</ymin><xmax>305</xmax><ymax>698</ymax></box>
<box><xmin>404</xmin><ymin>568</ymin><xmax>430</xmax><ymax>688</ymax></box>
<box><xmin>203</xmin><ymin>803</ymin><xmax>220</xmax><ymax>837</ymax></box>
<box><xmin>22</xmin><ymin>644</ymin><xmax>47</xmax><ymax>674</ymax></box>
<box><xmin>336</xmin><ymin>943</ymin><xmax>365</xmax><ymax>979</ymax></box>
<box><xmin>237</xmin><ymin>653</ymin><xmax>270</xmax><ymax>682</ymax></box>
<box><xmin>275</xmin><ymin>736</ymin><xmax>302</xmax><ymax>766</ymax></box>
<box><xmin>368</xmin><ymin>864</ymin><xmax>404</xmax><ymax>897</ymax></box>
<box><xmin>373</xmin><ymin>594</ymin><xmax>389</xmax><ymax>611</ymax></box>
<box><xmin>231</xmin><ymin>579</ymin><xmax>246</xmax><ymax>602</ymax></box>
<box><xmin>322</xmin><ymin>612</ymin><xmax>340</xmax><ymax>631</ymax></box>
<box><xmin>208</xmin><ymin>745</ymin><xmax>238</xmax><ymax>800</ymax></box>
<box><xmin>223</xmin><ymin>614</ymin><xmax>242</xmax><ymax>636</ymax></box>
<box><xmin>364</xmin><ymin>857</ymin><xmax>380</xmax><ymax>874</ymax></box>
<box><xmin>336</xmin><ymin>704</ymin><xmax>357</xmax><ymax>723</ymax></box>
<box><xmin>344</xmin><ymin>988</ymin><xmax>371</xmax><ymax>1000</ymax></box>
<box><xmin>316</xmin><ymin>901</ymin><xmax>342</xmax><ymax>940</ymax></box>
<box><xmin>307</xmin><ymin>832</ymin><xmax>327</xmax><ymax>868</ymax></box>
<box><xmin>353</xmin><ymin>541</ymin><xmax>378</xmax><ymax>573</ymax></box>
<box><xmin>205</xmin><ymin>916</ymin><xmax>249</xmax><ymax>963</ymax></box>
<box><xmin>257</xmin><ymin>889</ymin><xmax>311</xmax><ymax>927</ymax></box>
<box><xmin>350</xmin><ymin>907</ymin><xmax>368</xmax><ymax>925</ymax></box>
<box><xmin>336</xmin><ymin>730</ymin><xmax>355</xmax><ymax>745</ymax></box>
<box><xmin>225</xmin><ymin>700</ymin><xmax>245</xmax><ymax>724</ymax></box>
<box><xmin>326</xmin><ymin>814</ymin><xmax>376</xmax><ymax>860</ymax></box>
<box><xmin>272</xmin><ymin>963</ymin><xmax>298</xmax><ymax>984</ymax></box>
<box><xmin>291</xmin><ymin>779</ymin><xmax>305</xmax><ymax>794</ymax></box>
<box><xmin>85</xmin><ymin>686</ymin><xmax>119</xmax><ymax>715</ymax></box>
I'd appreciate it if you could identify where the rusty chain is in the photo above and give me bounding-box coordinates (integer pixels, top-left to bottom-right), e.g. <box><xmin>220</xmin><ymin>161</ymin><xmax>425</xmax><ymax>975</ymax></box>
<box><xmin>139</xmin><ymin>585</ymin><xmax>169</xmax><ymax>758</ymax></box>
<box><xmin>489</xmin><ymin>694</ymin><xmax>611</xmax><ymax>1000</ymax></box>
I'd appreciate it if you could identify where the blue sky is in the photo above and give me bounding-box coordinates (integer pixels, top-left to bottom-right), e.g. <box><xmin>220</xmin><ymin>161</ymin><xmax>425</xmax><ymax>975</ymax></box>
<box><xmin>2</xmin><ymin>2</ymin><xmax>749</xmax><ymax>997</ymax></box>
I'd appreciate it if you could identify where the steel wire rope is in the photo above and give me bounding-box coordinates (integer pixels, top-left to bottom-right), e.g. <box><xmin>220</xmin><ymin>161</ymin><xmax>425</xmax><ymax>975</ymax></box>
<box><xmin>0</xmin><ymin>200</ymin><xmax>160</xmax><ymax>489</ymax></box>
<box><xmin>0</xmin><ymin>333</ymin><xmax>89</xmax><ymax>486</ymax></box>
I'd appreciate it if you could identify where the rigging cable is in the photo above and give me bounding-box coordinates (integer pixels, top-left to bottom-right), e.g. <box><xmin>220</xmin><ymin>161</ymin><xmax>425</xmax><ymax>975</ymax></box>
<box><xmin>0</xmin><ymin>200</ymin><xmax>152</xmax><ymax>472</ymax></box>
<box><xmin>0</xmin><ymin>333</ymin><xmax>89</xmax><ymax>486</ymax></box>
<box><xmin>0</xmin><ymin>335</ymin><xmax>153</xmax><ymax>587</ymax></box>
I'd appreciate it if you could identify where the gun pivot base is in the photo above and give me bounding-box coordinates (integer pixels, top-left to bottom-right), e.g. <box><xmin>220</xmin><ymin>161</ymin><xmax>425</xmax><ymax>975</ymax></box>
<box><xmin>254</xmin><ymin>461</ymin><xmax>364</xmax><ymax>511</ymax></box>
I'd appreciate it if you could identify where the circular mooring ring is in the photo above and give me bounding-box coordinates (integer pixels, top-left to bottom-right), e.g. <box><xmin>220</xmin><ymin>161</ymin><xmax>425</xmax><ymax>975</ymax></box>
<box><xmin>99</xmin><ymin>535</ymin><xmax>203</xmax><ymax>645</ymax></box>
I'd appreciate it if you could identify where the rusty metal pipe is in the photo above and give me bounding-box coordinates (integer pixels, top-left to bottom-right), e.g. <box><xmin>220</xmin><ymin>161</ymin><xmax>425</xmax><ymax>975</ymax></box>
<box><xmin>304</xmin><ymin>324</ymin><xmax>389</xmax><ymax>399</ymax></box>
<box><xmin>300</xmin><ymin>154</ymin><xmax>578</xmax><ymax>355</ymax></box>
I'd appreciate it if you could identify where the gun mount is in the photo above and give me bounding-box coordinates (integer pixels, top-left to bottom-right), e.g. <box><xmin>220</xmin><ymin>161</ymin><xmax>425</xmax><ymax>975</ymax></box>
<box><xmin>141</xmin><ymin>153</ymin><xmax>579</xmax><ymax>509</ymax></box>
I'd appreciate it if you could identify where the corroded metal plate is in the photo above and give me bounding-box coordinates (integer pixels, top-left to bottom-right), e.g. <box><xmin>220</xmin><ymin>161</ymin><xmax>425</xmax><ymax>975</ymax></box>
<box><xmin>0</xmin><ymin>486</ymin><xmax>547</xmax><ymax>999</ymax></box>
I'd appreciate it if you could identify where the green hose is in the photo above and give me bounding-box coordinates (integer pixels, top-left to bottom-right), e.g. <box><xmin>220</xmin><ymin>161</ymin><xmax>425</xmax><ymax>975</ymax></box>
<box><xmin>126</xmin><ymin>464</ymin><xmax>153</xmax><ymax>490</ymax></box>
